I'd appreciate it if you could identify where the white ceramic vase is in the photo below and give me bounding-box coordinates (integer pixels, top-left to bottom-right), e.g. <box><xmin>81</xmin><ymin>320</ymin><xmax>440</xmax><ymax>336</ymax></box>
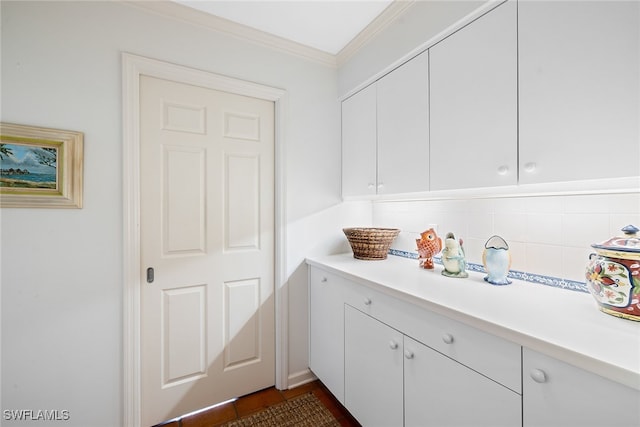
<box><xmin>482</xmin><ymin>235</ymin><xmax>512</xmax><ymax>285</ymax></box>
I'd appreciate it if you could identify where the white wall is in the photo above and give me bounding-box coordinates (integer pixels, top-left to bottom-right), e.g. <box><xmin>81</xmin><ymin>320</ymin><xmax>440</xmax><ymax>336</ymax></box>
<box><xmin>374</xmin><ymin>191</ymin><xmax>640</xmax><ymax>283</ymax></box>
<box><xmin>0</xmin><ymin>1</ymin><xmax>368</xmax><ymax>425</ymax></box>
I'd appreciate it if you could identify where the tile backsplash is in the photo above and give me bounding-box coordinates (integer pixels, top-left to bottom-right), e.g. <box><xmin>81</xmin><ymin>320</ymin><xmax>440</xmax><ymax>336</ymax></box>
<box><xmin>373</xmin><ymin>192</ymin><xmax>640</xmax><ymax>288</ymax></box>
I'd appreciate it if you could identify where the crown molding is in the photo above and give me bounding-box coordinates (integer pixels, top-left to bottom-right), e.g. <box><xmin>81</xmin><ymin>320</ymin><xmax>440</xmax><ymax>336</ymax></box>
<box><xmin>121</xmin><ymin>0</ymin><xmax>414</xmax><ymax>69</ymax></box>
<box><xmin>122</xmin><ymin>1</ymin><xmax>338</xmax><ymax>68</ymax></box>
<box><xmin>337</xmin><ymin>0</ymin><xmax>416</xmax><ymax>67</ymax></box>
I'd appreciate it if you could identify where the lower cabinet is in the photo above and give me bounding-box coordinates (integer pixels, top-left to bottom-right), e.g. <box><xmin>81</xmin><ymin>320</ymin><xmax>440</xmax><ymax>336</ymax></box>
<box><xmin>344</xmin><ymin>304</ymin><xmax>521</xmax><ymax>427</ymax></box>
<box><xmin>308</xmin><ymin>268</ymin><xmax>346</xmax><ymax>403</ymax></box>
<box><xmin>523</xmin><ymin>348</ymin><xmax>640</xmax><ymax>427</ymax></box>
<box><xmin>404</xmin><ymin>334</ymin><xmax>521</xmax><ymax>427</ymax></box>
<box><xmin>309</xmin><ymin>265</ymin><xmax>640</xmax><ymax>427</ymax></box>
<box><xmin>345</xmin><ymin>305</ymin><xmax>404</xmax><ymax>427</ymax></box>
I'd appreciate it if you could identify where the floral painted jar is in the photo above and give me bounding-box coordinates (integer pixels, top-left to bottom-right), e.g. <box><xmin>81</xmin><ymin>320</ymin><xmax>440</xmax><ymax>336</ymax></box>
<box><xmin>585</xmin><ymin>225</ymin><xmax>640</xmax><ymax>321</ymax></box>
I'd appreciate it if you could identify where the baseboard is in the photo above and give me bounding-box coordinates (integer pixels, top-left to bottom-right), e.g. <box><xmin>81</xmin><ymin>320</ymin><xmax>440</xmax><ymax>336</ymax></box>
<box><xmin>287</xmin><ymin>369</ymin><xmax>317</xmax><ymax>389</ymax></box>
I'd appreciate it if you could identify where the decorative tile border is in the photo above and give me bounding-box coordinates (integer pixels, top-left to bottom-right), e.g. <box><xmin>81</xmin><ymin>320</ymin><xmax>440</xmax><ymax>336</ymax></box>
<box><xmin>388</xmin><ymin>248</ymin><xmax>589</xmax><ymax>293</ymax></box>
<box><xmin>389</xmin><ymin>249</ymin><xmax>419</xmax><ymax>259</ymax></box>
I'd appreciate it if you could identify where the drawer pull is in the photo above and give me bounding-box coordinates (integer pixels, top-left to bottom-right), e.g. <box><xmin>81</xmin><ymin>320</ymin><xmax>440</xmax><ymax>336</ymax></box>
<box><xmin>530</xmin><ymin>369</ymin><xmax>547</xmax><ymax>384</ymax></box>
<box><xmin>404</xmin><ymin>350</ymin><xmax>414</xmax><ymax>359</ymax></box>
<box><xmin>524</xmin><ymin>162</ymin><xmax>537</xmax><ymax>173</ymax></box>
<box><xmin>389</xmin><ymin>341</ymin><xmax>399</xmax><ymax>350</ymax></box>
<box><xmin>363</xmin><ymin>297</ymin><xmax>372</xmax><ymax>306</ymax></box>
<box><xmin>442</xmin><ymin>333</ymin><xmax>454</xmax><ymax>344</ymax></box>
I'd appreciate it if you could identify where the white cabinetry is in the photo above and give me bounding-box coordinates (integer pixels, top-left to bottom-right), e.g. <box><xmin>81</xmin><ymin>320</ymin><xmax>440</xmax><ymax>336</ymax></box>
<box><xmin>341</xmin><ymin>52</ymin><xmax>429</xmax><ymax>197</ymax></box>
<box><xmin>518</xmin><ymin>1</ymin><xmax>640</xmax><ymax>184</ymax></box>
<box><xmin>342</xmin><ymin>0</ymin><xmax>639</xmax><ymax>195</ymax></box>
<box><xmin>308</xmin><ymin>268</ymin><xmax>347</xmax><ymax>403</ymax></box>
<box><xmin>308</xmin><ymin>257</ymin><xmax>640</xmax><ymax>427</ymax></box>
<box><xmin>342</xmin><ymin>84</ymin><xmax>376</xmax><ymax>197</ymax></box>
<box><xmin>344</xmin><ymin>304</ymin><xmax>521</xmax><ymax>427</ymax></box>
<box><xmin>523</xmin><ymin>348</ymin><xmax>640</xmax><ymax>427</ymax></box>
<box><xmin>377</xmin><ymin>52</ymin><xmax>429</xmax><ymax>195</ymax></box>
<box><xmin>344</xmin><ymin>305</ymin><xmax>404</xmax><ymax>427</ymax></box>
<box><xmin>429</xmin><ymin>0</ymin><xmax>517</xmax><ymax>190</ymax></box>
<box><xmin>310</xmin><ymin>265</ymin><xmax>522</xmax><ymax>427</ymax></box>
<box><xmin>404</xmin><ymin>335</ymin><xmax>521</xmax><ymax>427</ymax></box>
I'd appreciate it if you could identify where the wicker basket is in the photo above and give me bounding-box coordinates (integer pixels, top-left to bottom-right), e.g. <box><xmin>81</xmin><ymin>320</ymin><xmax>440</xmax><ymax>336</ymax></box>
<box><xmin>343</xmin><ymin>227</ymin><xmax>400</xmax><ymax>260</ymax></box>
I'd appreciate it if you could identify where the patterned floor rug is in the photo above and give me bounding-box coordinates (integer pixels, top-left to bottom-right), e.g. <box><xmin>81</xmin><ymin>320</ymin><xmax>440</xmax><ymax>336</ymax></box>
<box><xmin>220</xmin><ymin>393</ymin><xmax>340</xmax><ymax>427</ymax></box>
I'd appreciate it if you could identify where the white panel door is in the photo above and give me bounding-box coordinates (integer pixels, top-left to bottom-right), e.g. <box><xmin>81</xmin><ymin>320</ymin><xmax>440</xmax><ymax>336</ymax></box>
<box><xmin>140</xmin><ymin>76</ymin><xmax>275</xmax><ymax>426</ymax></box>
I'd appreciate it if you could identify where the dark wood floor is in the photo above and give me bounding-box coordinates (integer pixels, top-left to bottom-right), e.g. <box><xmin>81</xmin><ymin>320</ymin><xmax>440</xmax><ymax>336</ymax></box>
<box><xmin>157</xmin><ymin>380</ymin><xmax>361</xmax><ymax>427</ymax></box>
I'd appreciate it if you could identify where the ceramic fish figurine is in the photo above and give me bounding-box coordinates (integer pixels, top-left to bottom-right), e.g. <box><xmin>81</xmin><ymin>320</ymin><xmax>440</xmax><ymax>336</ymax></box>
<box><xmin>441</xmin><ymin>232</ymin><xmax>468</xmax><ymax>278</ymax></box>
<box><xmin>416</xmin><ymin>228</ymin><xmax>442</xmax><ymax>270</ymax></box>
<box><xmin>482</xmin><ymin>235</ymin><xmax>512</xmax><ymax>285</ymax></box>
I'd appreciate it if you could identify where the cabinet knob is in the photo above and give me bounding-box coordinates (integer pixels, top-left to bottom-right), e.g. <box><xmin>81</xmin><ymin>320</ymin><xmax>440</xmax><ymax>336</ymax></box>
<box><xmin>320</xmin><ymin>277</ymin><xmax>328</xmax><ymax>283</ymax></box>
<box><xmin>363</xmin><ymin>297</ymin><xmax>372</xmax><ymax>306</ymax></box>
<box><xmin>530</xmin><ymin>369</ymin><xmax>547</xmax><ymax>383</ymax></box>
<box><xmin>389</xmin><ymin>341</ymin><xmax>399</xmax><ymax>350</ymax></box>
<box><xmin>377</xmin><ymin>182</ymin><xmax>384</xmax><ymax>189</ymax></box>
<box><xmin>367</xmin><ymin>183</ymin><xmax>375</xmax><ymax>189</ymax></box>
<box><xmin>524</xmin><ymin>162</ymin><xmax>537</xmax><ymax>173</ymax></box>
<box><xmin>442</xmin><ymin>333</ymin><xmax>454</xmax><ymax>344</ymax></box>
<box><xmin>497</xmin><ymin>165</ymin><xmax>509</xmax><ymax>175</ymax></box>
<box><xmin>404</xmin><ymin>350</ymin><xmax>414</xmax><ymax>359</ymax></box>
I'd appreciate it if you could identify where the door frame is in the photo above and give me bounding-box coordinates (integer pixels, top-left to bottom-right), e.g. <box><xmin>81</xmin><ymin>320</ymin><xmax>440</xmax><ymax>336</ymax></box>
<box><xmin>121</xmin><ymin>53</ymin><xmax>288</xmax><ymax>427</ymax></box>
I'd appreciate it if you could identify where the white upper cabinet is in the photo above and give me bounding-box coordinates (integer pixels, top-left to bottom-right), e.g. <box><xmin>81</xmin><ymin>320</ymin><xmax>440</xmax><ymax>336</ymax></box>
<box><xmin>342</xmin><ymin>84</ymin><xmax>377</xmax><ymax>197</ymax></box>
<box><xmin>429</xmin><ymin>0</ymin><xmax>518</xmax><ymax>190</ymax></box>
<box><xmin>341</xmin><ymin>52</ymin><xmax>429</xmax><ymax>197</ymax></box>
<box><xmin>342</xmin><ymin>0</ymin><xmax>638</xmax><ymax>195</ymax></box>
<box><xmin>377</xmin><ymin>52</ymin><xmax>430</xmax><ymax>195</ymax></box>
<box><xmin>518</xmin><ymin>0</ymin><xmax>640</xmax><ymax>184</ymax></box>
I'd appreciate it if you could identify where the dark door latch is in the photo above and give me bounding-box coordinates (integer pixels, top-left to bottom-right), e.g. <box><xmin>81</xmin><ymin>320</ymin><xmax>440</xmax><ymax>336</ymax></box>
<box><xmin>146</xmin><ymin>267</ymin><xmax>154</xmax><ymax>283</ymax></box>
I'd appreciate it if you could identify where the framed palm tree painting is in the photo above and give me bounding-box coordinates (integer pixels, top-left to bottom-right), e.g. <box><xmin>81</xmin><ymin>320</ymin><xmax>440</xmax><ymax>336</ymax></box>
<box><xmin>0</xmin><ymin>123</ymin><xmax>83</xmax><ymax>208</ymax></box>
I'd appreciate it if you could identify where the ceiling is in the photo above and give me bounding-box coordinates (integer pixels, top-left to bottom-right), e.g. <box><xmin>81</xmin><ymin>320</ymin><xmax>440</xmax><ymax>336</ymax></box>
<box><xmin>171</xmin><ymin>1</ymin><xmax>395</xmax><ymax>55</ymax></box>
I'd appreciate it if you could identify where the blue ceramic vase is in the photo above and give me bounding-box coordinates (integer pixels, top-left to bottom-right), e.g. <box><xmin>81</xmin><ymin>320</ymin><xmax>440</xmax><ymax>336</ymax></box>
<box><xmin>482</xmin><ymin>235</ymin><xmax>512</xmax><ymax>285</ymax></box>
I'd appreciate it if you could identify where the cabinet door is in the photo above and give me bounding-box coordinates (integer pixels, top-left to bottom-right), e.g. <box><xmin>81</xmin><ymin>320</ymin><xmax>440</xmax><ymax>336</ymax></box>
<box><xmin>377</xmin><ymin>52</ymin><xmax>430</xmax><ymax>194</ymax></box>
<box><xmin>430</xmin><ymin>0</ymin><xmax>517</xmax><ymax>190</ymax></box>
<box><xmin>404</xmin><ymin>336</ymin><xmax>522</xmax><ymax>427</ymax></box>
<box><xmin>344</xmin><ymin>305</ymin><xmax>403</xmax><ymax>427</ymax></box>
<box><xmin>519</xmin><ymin>1</ymin><xmax>639</xmax><ymax>185</ymax></box>
<box><xmin>308</xmin><ymin>268</ymin><xmax>345</xmax><ymax>403</ymax></box>
<box><xmin>523</xmin><ymin>348</ymin><xmax>640</xmax><ymax>427</ymax></box>
<box><xmin>342</xmin><ymin>84</ymin><xmax>376</xmax><ymax>197</ymax></box>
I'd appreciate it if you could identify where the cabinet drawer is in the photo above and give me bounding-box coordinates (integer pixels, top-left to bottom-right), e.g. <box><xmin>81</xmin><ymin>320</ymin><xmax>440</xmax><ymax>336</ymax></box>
<box><xmin>345</xmin><ymin>282</ymin><xmax>522</xmax><ymax>393</ymax></box>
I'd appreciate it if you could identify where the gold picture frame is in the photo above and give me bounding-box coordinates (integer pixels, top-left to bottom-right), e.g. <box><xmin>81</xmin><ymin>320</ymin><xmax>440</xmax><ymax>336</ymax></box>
<box><xmin>0</xmin><ymin>123</ymin><xmax>83</xmax><ymax>208</ymax></box>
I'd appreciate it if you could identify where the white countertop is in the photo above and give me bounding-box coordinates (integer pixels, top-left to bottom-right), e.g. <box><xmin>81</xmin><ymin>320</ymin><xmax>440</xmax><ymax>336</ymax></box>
<box><xmin>306</xmin><ymin>253</ymin><xmax>640</xmax><ymax>391</ymax></box>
